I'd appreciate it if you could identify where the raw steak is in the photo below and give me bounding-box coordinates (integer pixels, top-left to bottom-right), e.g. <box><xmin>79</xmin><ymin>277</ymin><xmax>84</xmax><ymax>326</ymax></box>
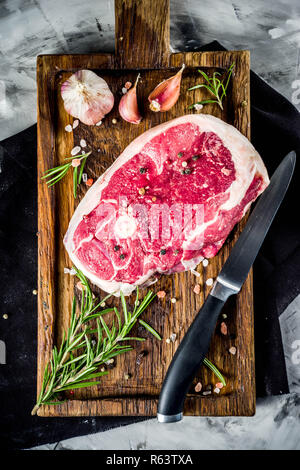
<box><xmin>64</xmin><ymin>114</ymin><xmax>269</xmax><ymax>295</ymax></box>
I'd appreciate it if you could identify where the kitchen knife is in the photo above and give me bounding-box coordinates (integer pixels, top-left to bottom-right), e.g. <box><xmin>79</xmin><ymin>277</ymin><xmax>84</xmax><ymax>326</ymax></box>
<box><xmin>157</xmin><ymin>151</ymin><xmax>296</xmax><ymax>423</ymax></box>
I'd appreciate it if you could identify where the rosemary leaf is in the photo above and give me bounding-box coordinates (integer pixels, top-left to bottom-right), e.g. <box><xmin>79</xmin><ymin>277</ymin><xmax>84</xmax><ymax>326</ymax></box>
<box><xmin>203</xmin><ymin>358</ymin><xmax>226</xmax><ymax>386</ymax></box>
<box><xmin>139</xmin><ymin>319</ymin><xmax>162</xmax><ymax>340</ymax></box>
<box><xmin>73</xmin><ymin>165</ymin><xmax>78</xmax><ymax>199</ymax></box>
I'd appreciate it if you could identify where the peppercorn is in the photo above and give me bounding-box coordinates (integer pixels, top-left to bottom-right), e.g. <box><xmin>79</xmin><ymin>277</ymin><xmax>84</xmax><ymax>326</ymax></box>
<box><xmin>139</xmin><ymin>167</ymin><xmax>146</xmax><ymax>174</ymax></box>
<box><xmin>138</xmin><ymin>187</ymin><xmax>146</xmax><ymax>196</ymax></box>
<box><xmin>177</xmin><ymin>152</ymin><xmax>183</xmax><ymax>158</ymax></box>
<box><xmin>184</xmin><ymin>168</ymin><xmax>192</xmax><ymax>174</ymax></box>
<box><xmin>114</xmin><ymin>245</ymin><xmax>120</xmax><ymax>251</ymax></box>
<box><xmin>160</xmin><ymin>249</ymin><xmax>166</xmax><ymax>255</ymax></box>
<box><xmin>174</xmin><ymin>249</ymin><xmax>179</xmax><ymax>255</ymax></box>
<box><xmin>120</xmin><ymin>254</ymin><xmax>125</xmax><ymax>260</ymax></box>
<box><xmin>192</xmin><ymin>155</ymin><xmax>200</xmax><ymax>161</ymax></box>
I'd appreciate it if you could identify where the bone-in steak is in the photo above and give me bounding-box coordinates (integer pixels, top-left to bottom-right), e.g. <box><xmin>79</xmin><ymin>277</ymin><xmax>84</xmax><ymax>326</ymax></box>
<box><xmin>64</xmin><ymin>114</ymin><xmax>269</xmax><ymax>295</ymax></box>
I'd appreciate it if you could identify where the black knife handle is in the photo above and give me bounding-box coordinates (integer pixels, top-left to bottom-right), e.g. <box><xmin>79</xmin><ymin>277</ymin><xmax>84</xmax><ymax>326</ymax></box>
<box><xmin>157</xmin><ymin>294</ymin><xmax>225</xmax><ymax>422</ymax></box>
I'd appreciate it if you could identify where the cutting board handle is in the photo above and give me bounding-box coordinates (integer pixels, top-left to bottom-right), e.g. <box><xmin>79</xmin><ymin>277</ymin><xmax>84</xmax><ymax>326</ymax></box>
<box><xmin>114</xmin><ymin>0</ymin><xmax>170</xmax><ymax>68</ymax></box>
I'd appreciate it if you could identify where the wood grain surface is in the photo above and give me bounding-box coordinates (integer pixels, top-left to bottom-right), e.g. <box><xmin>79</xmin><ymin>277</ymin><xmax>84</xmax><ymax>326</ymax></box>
<box><xmin>36</xmin><ymin>0</ymin><xmax>255</xmax><ymax>417</ymax></box>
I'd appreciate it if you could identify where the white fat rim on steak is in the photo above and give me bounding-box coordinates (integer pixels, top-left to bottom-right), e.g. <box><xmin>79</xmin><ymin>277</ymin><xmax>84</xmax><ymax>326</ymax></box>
<box><xmin>64</xmin><ymin>114</ymin><xmax>269</xmax><ymax>296</ymax></box>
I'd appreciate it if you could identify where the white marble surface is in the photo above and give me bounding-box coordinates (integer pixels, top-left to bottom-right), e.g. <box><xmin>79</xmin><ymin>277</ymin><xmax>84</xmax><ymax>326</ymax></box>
<box><xmin>1</xmin><ymin>0</ymin><xmax>300</xmax><ymax>141</ymax></box>
<box><xmin>1</xmin><ymin>0</ymin><xmax>299</xmax><ymax>450</ymax></box>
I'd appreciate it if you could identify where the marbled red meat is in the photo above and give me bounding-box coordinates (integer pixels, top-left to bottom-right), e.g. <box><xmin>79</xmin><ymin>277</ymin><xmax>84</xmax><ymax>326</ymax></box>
<box><xmin>64</xmin><ymin>114</ymin><xmax>269</xmax><ymax>295</ymax></box>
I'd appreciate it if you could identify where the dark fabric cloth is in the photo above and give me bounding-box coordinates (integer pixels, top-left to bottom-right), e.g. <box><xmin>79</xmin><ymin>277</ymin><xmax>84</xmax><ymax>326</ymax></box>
<box><xmin>0</xmin><ymin>41</ymin><xmax>299</xmax><ymax>449</ymax></box>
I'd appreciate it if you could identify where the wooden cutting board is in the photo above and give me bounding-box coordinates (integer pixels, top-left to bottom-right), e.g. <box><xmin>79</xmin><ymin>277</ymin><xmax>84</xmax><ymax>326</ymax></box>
<box><xmin>36</xmin><ymin>0</ymin><xmax>255</xmax><ymax>417</ymax></box>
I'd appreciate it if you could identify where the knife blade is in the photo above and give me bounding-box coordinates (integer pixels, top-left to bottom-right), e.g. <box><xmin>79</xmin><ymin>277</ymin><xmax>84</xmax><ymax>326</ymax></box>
<box><xmin>157</xmin><ymin>151</ymin><xmax>296</xmax><ymax>423</ymax></box>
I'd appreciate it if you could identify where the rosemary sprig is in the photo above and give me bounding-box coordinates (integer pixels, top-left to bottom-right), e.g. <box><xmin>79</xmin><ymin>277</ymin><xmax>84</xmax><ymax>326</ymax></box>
<box><xmin>31</xmin><ymin>268</ymin><xmax>158</xmax><ymax>415</ymax></box>
<box><xmin>188</xmin><ymin>63</ymin><xmax>234</xmax><ymax>111</ymax></box>
<box><xmin>42</xmin><ymin>151</ymin><xmax>92</xmax><ymax>198</ymax></box>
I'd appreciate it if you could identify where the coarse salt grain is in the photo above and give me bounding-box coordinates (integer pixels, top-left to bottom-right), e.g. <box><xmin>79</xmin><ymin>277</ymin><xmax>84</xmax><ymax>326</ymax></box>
<box><xmin>69</xmin><ymin>268</ymin><xmax>77</xmax><ymax>275</ymax></box>
<box><xmin>73</xmin><ymin>119</ymin><xmax>79</xmax><ymax>129</ymax></box>
<box><xmin>202</xmin><ymin>390</ymin><xmax>211</xmax><ymax>396</ymax></box>
<box><xmin>112</xmin><ymin>118</ymin><xmax>117</xmax><ymax>124</ymax></box>
<box><xmin>96</xmin><ymin>120</ymin><xmax>102</xmax><ymax>126</ymax></box>
<box><xmin>101</xmin><ymin>302</ymin><xmax>106</xmax><ymax>307</ymax></box>
<box><xmin>166</xmin><ymin>338</ymin><xmax>171</xmax><ymax>344</ymax></box>
<box><xmin>65</xmin><ymin>124</ymin><xmax>73</xmax><ymax>132</ymax></box>
<box><xmin>181</xmin><ymin>161</ymin><xmax>188</xmax><ymax>167</ymax></box>
<box><xmin>170</xmin><ymin>333</ymin><xmax>177</xmax><ymax>342</ymax></box>
<box><xmin>157</xmin><ymin>290</ymin><xmax>166</xmax><ymax>299</ymax></box>
<box><xmin>222</xmin><ymin>313</ymin><xmax>227</xmax><ymax>319</ymax></box>
<box><xmin>194</xmin><ymin>382</ymin><xmax>202</xmax><ymax>392</ymax></box>
<box><xmin>193</xmin><ymin>284</ymin><xmax>200</xmax><ymax>294</ymax></box>
<box><xmin>206</xmin><ymin>278</ymin><xmax>213</xmax><ymax>286</ymax></box>
<box><xmin>171</xmin><ymin>298</ymin><xmax>177</xmax><ymax>304</ymax></box>
<box><xmin>86</xmin><ymin>178</ymin><xmax>94</xmax><ymax>187</ymax></box>
<box><xmin>3</xmin><ymin>314</ymin><xmax>8</xmax><ymax>320</ymax></box>
<box><xmin>122</xmin><ymin>87</ymin><xmax>128</xmax><ymax>94</ymax></box>
<box><xmin>191</xmin><ymin>268</ymin><xmax>200</xmax><ymax>277</ymax></box>
<box><xmin>202</xmin><ymin>259</ymin><xmax>208</xmax><ymax>267</ymax></box>
<box><xmin>229</xmin><ymin>346</ymin><xmax>237</xmax><ymax>355</ymax></box>
<box><xmin>82</xmin><ymin>173</ymin><xmax>87</xmax><ymax>183</ymax></box>
<box><xmin>80</xmin><ymin>139</ymin><xmax>87</xmax><ymax>147</ymax></box>
<box><xmin>32</xmin><ymin>289</ymin><xmax>38</xmax><ymax>295</ymax></box>
<box><xmin>194</xmin><ymin>103</ymin><xmax>203</xmax><ymax>111</ymax></box>
<box><xmin>71</xmin><ymin>146</ymin><xmax>81</xmax><ymax>156</ymax></box>
<box><xmin>214</xmin><ymin>387</ymin><xmax>220</xmax><ymax>394</ymax></box>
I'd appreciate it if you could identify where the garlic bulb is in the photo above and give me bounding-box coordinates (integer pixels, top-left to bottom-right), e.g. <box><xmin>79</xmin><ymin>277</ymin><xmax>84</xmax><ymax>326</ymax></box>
<box><xmin>118</xmin><ymin>74</ymin><xmax>142</xmax><ymax>124</ymax></box>
<box><xmin>148</xmin><ymin>64</ymin><xmax>185</xmax><ymax>112</ymax></box>
<box><xmin>61</xmin><ymin>70</ymin><xmax>114</xmax><ymax>125</ymax></box>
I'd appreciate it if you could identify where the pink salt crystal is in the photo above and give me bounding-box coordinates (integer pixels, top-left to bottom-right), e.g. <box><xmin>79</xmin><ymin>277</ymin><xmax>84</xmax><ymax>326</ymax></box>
<box><xmin>157</xmin><ymin>290</ymin><xmax>166</xmax><ymax>299</ymax></box>
<box><xmin>220</xmin><ymin>321</ymin><xmax>228</xmax><ymax>335</ymax></box>
<box><xmin>71</xmin><ymin>158</ymin><xmax>81</xmax><ymax>167</ymax></box>
<box><xmin>193</xmin><ymin>284</ymin><xmax>200</xmax><ymax>294</ymax></box>
<box><xmin>76</xmin><ymin>281</ymin><xmax>83</xmax><ymax>291</ymax></box>
<box><xmin>215</xmin><ymin>382</ymin><xmax>224</xmax><ymax>389</ymax></box>
<box><xmin>194</xmin><ymin>382</ymin><xmax>202</xmax><ymax>393</ymax></box>
<box><xmin>125</xmin><ymin>81</ymin><xmax>132</xmax><ymax>89</ymax></box>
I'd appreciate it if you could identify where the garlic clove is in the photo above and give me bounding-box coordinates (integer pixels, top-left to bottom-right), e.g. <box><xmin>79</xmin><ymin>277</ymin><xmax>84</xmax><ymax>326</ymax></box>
<box><xmin>148</xmin><ymin>64</ymin><xmax>185</xmax><ymax>112</ymax></box>
<box><xmin>61</xmin><ymin>70</ymin><xmax>114</xmax><ymax>126</ymax></box>
<box><xmin>118</xmin><ymin>74</ymin><xmax>142</xmax><ymax>124</ymax></box>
